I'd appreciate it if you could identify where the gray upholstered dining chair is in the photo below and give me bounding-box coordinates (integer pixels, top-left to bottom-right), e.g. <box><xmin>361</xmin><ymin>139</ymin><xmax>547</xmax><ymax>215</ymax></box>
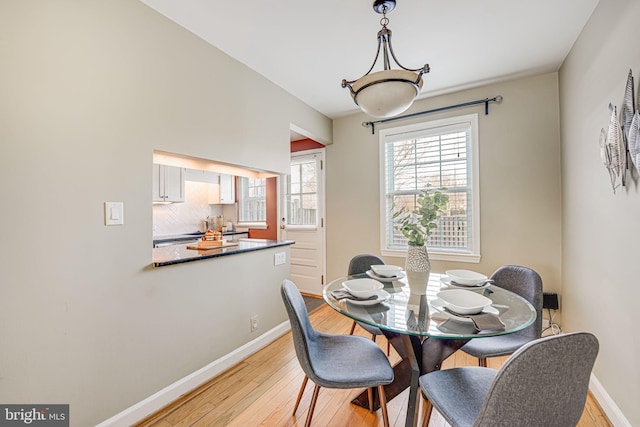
<box><xmin>281</xmin><ymin>280</ymin><xmax>394</xmax><ymax>427</ymax></box>
<box><xmin>420</xmin><ymin>332</ymin><xmax>599</xmax><ymax>427</ymax></box>
<box><xmin>347</xmin><ymin>254</ymin><xmax>391</xmax><ymax>355</ymax></box>
<box><xmin>461</xmin><ymin>265</ymin><xmax>543</xmax><ymax>366</ymax></box>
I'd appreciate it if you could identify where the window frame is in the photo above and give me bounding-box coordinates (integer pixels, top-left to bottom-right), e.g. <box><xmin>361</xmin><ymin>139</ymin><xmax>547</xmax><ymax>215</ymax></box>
<box><xmin>237</xmin><ymin>176</ymin><xmax>267</xmax><ymax>228</ymax></box>
<box><xmin>283</xmin><ymin>152</ymin><xmax>321</xmax><ymax>231</ymax></box>
<box><xmin>378</xmin><ymin>113</ymin><xmax>481</xmax><ymax>263</ymax></box>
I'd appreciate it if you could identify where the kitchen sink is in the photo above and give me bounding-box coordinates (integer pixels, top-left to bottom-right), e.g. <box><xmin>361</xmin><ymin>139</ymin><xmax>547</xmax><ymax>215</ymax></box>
<box><xmin>153</xmin><ymin>238</ymin><xmax>199</xmax><ymax>248</ymax></box>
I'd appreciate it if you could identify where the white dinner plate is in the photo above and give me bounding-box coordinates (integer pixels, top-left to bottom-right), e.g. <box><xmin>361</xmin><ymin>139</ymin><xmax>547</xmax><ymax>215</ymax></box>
<box><xmin>366</xmin><ymin>270</ymin><xmax>406</xmax><ymax>282</ymax></box>
<box><xmin>440</xmin><ymin>276</ymin><xmax>491</xmax><ymax>290</ymax></box>
<box><xmin>345</xmin><ymin>289</ymin><xmax>390</xmax><ymax>306</ymax></box>
<box><xmin>430</xmin><ymin>298</ymin><xmax>499</xmax><ymax>323</ymax></box>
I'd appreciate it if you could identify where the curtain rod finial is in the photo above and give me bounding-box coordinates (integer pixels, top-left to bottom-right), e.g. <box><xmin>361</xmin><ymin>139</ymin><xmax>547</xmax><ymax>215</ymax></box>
<box><xmin>362</xmin><ymin>121</ymin><xmax>376</xmax><ymax>134</ymax></box>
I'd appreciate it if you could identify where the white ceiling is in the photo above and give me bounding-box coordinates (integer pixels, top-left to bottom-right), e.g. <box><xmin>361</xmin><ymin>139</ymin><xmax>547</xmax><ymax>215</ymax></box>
<box><xmin>140</xmin><ymin>0</ymin><xmax>599</xmax><ymax>120</ymax></box>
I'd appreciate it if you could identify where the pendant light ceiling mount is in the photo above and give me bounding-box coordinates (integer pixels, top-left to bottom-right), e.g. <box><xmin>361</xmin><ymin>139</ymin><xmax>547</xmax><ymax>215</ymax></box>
<box><xmin>373</xmin><ymin>0</ymin><xmax>396</xmax><ymax>14</ymax></box>
<box><xmin>342</xmin><ymin>0</ymin><xmax>430</xmax><ymax>118</ymax></box>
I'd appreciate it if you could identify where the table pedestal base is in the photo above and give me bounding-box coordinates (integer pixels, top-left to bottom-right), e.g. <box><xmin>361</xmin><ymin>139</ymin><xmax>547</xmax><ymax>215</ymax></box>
<box><xmin>351</xmin><ymin>332</ymin><xmax>468</xmax><ymax>427</ymax></box>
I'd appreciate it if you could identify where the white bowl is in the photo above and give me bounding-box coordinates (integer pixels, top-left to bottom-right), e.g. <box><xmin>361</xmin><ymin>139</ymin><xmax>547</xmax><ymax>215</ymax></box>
<box><xmin>370</xmin><ymin>265</ymin><xmax>403</xmax><ymax>277</ymax></box>
<box><xmin>436</xmin><ymin>289</ymin><xmax>492</xmax><ymax>315</ymax></box>
<box><xmin>445</xmin><ymin>269</ymin><xmax>487</xmax><ymax>285</ymax></box>
<box><xmin>343</xmin><ymin>278</ymin><xmax>384</xmax><ymax>298</ymax></box>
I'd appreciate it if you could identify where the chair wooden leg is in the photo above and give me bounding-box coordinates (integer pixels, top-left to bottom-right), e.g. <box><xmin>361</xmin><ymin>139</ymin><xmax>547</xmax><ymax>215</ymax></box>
<box><xmin>367</xmin><ymin>387</ymin><xmax>374</xmax><ymax>412</ymax></box>
<box><xmin>421</xmin><ymin>392</ymin><xmax>433</xmax><ymax>427</ymax></box>
<box><xmin>372</xmin><ymin>334</ymin><xmax>377</xmax><ymax>342</ymax></box>
<box><xmin>304</xmin><ymin>384</ymin><xmax>321</xmax><ymax>427</ymax></box>
<box><xmin>378</xmin><ymin>385</ymin><xmax>390</xmax><ymax>427</ymax></box>
<box><xmin>386</xmin><ymin>340</ymin><xmax>391</xmax><ymax>356</ymax></box>
<box><xmin>293</xmin><ymin>376</ymin><xmax>309</xmax><ymax>415</ymax></box>
<box><xmin>349</xmin><ymin>321</ymin><xmax>357</xmax><ymax>335</ymax></box>
<box><xmin>478</xmin><ymin>357</ymin><xmax>488</xmax><ymax>367</ymax></box>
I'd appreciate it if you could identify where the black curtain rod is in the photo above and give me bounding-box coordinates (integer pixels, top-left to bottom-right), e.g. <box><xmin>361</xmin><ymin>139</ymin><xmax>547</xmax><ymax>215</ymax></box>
<box><xmin>362</xmin><ymin>95</ymin><xmax>503</xmax><ymax>134</ymax></box>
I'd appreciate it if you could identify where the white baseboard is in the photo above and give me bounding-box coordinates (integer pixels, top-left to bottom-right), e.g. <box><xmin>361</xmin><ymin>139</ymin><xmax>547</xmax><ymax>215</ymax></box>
<box><xmin>590</xmin><ymin>373</ymin><xmax>631</xmax><ymax>426</ymax></box>
<box><xmin>96</xmin><ymin>324</ymin><xmax>631</xmax><ymax>427</ymax></box>
<box><xmin>95</xmin><ymin>321</ymin><xmax>291</xmax><ymax>427</ymax></box>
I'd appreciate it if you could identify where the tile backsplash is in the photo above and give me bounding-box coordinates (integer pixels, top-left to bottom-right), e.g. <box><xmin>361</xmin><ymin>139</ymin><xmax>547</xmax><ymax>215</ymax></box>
<box><xmin>153</xmin><ymin>181</ymin><xmax>223</xmax><ymax>235</ymax></box>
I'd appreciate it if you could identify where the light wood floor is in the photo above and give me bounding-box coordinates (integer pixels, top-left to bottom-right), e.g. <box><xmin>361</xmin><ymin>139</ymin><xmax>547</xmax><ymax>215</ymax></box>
<box><xmin>135</xmin><ymin>303</ymin><xmax>611</xmax><ymax>427</ymax></box>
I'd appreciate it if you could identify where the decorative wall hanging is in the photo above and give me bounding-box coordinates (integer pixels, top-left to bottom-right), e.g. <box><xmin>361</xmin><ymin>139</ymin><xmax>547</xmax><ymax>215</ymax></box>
<box><xmin>599</xmin><ymin>127</ymin><xmax>616</xmax><ymax>190</ymax></box>
<box><xmin>621</xmin><ymin>70</ymin><xmax>635</xmax><ymax>143</ymax></box>
<box><xmin>621</xmin><ymin>70</ymin><xmax>635</xmax><ymax>186</ymax></box>
<box><xmin>629</xmin><ymin>111</ymin><xmax>640</xmax><ymax>174</ymax></box>
<box><xmin>604</xmin><ymin>104</ymin><xmax>626</xmax><ymax>193</ymax></box>
<box><xmin>600</xmin><ymin>69</ymin><xmax>637</xmax><ymax>193</ymax></box>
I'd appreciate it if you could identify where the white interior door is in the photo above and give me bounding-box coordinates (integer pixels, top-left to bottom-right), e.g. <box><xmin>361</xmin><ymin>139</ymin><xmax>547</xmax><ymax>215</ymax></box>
<box><xmin>281</xmin><ymin>149</ymin><xmax>325</xmax><ymax>295</ymax></box>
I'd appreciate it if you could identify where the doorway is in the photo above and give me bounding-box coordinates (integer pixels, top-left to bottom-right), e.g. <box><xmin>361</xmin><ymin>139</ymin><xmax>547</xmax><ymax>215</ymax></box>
<box><xmin>281</xmin><ymin>149</ymin><xmax>326</xmax><ymax>295</ymax></box>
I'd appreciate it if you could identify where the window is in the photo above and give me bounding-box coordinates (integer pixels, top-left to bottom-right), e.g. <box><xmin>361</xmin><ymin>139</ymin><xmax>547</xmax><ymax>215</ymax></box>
<box><xmin>379</xmin><ymin>114</ymin><xmax>480</xmax><ymax>262</ymax></box>
<box><xmin>238</xmin><ymin>177</ymin><xmax>266</xmax><ymax>224</ymax></box>
<box><xmin>285</xmin><ymin>155</ymin><xmax>318</xmax><ymax>226</ymax></box>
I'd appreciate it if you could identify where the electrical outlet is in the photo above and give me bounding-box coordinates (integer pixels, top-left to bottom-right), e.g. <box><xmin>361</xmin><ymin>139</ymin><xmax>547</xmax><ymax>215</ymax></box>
<box><xmin>274</xmin><ymin>252</ymin><xmax>286</xmax><ymax>266</ymax></box>
<box><xmin>543</xmin><ymin>292</ymin><xmax>559</xmax><ymax>310</ymax></box>
<box><xmin>250</xmin><ymin>315</ymin><xmax>259</xmax><ymax>332</ymax></box>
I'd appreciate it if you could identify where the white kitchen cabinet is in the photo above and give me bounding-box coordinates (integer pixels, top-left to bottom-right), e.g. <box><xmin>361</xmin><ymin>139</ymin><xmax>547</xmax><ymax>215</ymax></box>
<box><xmin>208</xmin><ymin>174</ymin><xmax>235</xmax><ymax>204</ymax></box>
<box><xmin>184</xmin><ymin>168</ymin><xmax>218</xmax><ymax>184</ymax></box>
<box><xmin>219</xmin><ymin>174</ymin><xmax>235</xmax><ymax>204</ymax></box>
<box><xmin>153</xmin><ymin>164</ymin><xmax>185</xmax><ymax>202</ymax></box>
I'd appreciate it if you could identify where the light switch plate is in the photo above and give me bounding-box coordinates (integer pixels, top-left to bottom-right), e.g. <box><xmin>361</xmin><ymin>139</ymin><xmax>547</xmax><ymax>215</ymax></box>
<box><xmin>105</xmin><ymin>202</ymin><xmax>124</xmax><ymax>226</ymax></box>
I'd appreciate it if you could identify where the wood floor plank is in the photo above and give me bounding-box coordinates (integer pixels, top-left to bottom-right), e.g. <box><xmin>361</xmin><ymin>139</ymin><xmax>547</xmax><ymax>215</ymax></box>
<box><xmin>168</xmin><ymin>402</ymin><xmax>215</xmax><ymax>427</ymax></box>
<box><xmin>228</xmin><ymin>383</ymin><xmax>299</xmax><ymax>426</ymax></box>
<box><xmin>224</xmin><ymin>367</ymin><xmax>305</xmax><ymax>426</ymax></box>
<box><xmin>135</xmin><ymin>304</ymin><xmax>611</xmax><ymax>427</ymax></box>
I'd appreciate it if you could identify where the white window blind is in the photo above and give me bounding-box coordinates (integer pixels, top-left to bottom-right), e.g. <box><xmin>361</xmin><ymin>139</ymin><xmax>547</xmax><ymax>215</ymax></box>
<box><xmin>238</xmin><ymin>177</ymin><xmax>266</xmax><ymax>223</ymax></box>
<box><xmin>379</xmin><ymin>114</ymin><xmax>480</xmax><ymax>262</ymax></box>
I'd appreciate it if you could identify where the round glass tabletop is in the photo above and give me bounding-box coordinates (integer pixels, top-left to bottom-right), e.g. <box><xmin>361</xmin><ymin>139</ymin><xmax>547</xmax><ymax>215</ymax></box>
<box><xmin>323</xmin><ymin>272</ymin><xmax>536</xmax><ymax>339</ymax></box>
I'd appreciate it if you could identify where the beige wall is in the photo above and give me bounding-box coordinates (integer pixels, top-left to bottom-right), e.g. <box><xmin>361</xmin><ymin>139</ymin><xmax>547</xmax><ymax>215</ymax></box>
<box><xmin>560</xmin><ymin>0</ymin><xmax>640</xmax><ymax>424</ymax></box>
<box><xmin>4</xmin><ymin>0</ymin><xmax>636</xmax><ymax>424</ymax></box>
<box><xmin>327</xmin><ymin>73</ymin><xmax>563</xmax><ymax>297</ymax></box>
<box><xmin>0</xmin><ymin>1</ymin><xmax>330</xmax><ymax>425</ymax></box>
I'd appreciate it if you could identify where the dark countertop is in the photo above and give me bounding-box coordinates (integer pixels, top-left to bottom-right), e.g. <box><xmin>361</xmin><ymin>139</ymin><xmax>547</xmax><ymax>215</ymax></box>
<box><xmin>152</xmin><ymin>238</ymin><xmax>295</xmax><ymax>267</ymax></box>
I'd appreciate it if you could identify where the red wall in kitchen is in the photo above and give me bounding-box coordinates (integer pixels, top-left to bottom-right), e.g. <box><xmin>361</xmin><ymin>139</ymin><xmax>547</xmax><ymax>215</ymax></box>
<box><xmin>248</xmin><ymin>177</ymin><xmax>278</xmax><ymax>240</ymax></box>
<box><xmin>248</xmin><ymin>139</ymin><xmax>322</xmax><ymax>239</ymax></box>
<box><xmin>291</xmin><ymin>138</ymin><xmax>324</xmax><ymax>152</ymax></box>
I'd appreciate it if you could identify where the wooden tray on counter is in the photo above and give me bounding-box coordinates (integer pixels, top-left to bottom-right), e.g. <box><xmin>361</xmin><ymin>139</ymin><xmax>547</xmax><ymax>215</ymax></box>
<box><xmin>186</xmin><ymin>240</ymin><xmax>239</xmax><ymax>250</ymax></box>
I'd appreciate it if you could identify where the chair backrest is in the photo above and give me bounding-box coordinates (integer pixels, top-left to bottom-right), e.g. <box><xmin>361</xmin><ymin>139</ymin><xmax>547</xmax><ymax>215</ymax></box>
<box><xmin>474</xmin><ymin>332</ymin><xmax>599</xmax><ymax>427</ymax></box>
<box><xmin>281</xmin><ymin>280</ymin><xmax>321</xmax><ymax>383</ymax></box>
<box><xmin>490</xmin><ymin>265</ymin><xmax>543</xmax><ymax>338</ymax></box>
<box><xmin>348</xmin><ymin>254</ymin><xmax>384</xmax><ymax>275</ymax></box>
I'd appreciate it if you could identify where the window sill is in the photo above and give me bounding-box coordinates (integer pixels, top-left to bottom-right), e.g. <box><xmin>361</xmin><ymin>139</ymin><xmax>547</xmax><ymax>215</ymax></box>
<box><xmin>381</xmin><ymin>248</ymin><xmax>481</xmax><ymax>264</ymax></box>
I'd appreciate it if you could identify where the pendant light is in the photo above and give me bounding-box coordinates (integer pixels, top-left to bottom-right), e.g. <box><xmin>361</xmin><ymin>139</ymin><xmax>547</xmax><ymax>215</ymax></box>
<box><xmin>342</xmin><ymin>0</ymin><xmax>430</xmax><ymax>118</ymax></box>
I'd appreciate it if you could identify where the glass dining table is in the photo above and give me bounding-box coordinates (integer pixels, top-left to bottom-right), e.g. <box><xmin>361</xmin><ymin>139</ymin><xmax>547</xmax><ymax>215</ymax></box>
<box><xmin>323</xmin><ymin>272</ymin><xmax>536</xmax><ymax>427</ymax></box>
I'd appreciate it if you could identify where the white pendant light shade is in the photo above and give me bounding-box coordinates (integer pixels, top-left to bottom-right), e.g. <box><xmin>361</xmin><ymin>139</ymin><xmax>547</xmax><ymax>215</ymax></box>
<box><xmin>352</xmin><ymin>69</ymin><xmax>423</xmax><ymax>118</ymax></box>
